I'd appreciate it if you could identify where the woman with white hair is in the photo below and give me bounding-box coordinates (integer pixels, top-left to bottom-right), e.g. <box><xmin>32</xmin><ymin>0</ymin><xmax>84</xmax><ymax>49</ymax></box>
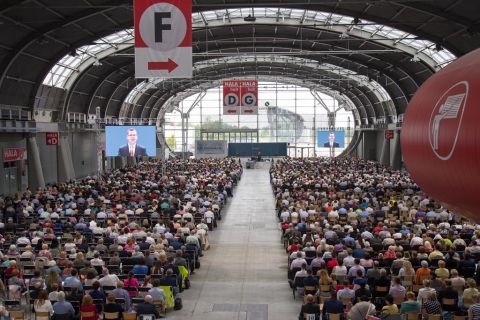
<box><xmin>5</xmin><ymin>245</ymin><xmax>18</xmax><ymax>258</ymax></box>
<box><xmin>20</xmin><ymin>245</ymin><xmax>34</xmax><ymax>259</ymax></box>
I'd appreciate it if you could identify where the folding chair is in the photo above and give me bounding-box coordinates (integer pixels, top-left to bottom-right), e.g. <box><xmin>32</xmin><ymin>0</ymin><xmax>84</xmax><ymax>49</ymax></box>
<box><xmin>104</xmin><ymin>312</ymin><xmax>120</xmax><ymax>319</ymax></box>
<box><xmin>80</xmin><ymin>311</ymin><xmax>95</xmax><ymax>320</ymax></box>
<box><xmin>293</xmin><ymin>276</ymin><xmax>305</xmax><ymax>300</ymax></box>
<box><xmin>406</xmin><ymin>313</ymin><xmax>419</xmax><ymax>320</ymax></box>
<box><xmin>9</xmin><ymin>310</ymin><xmax>25</xmax><ymax>320</ymax></box>
<box><xmin>137</xmin><ymin>286</ymin><xmax>150</xmax><ymax>298</ymax></box>
<box><xmin>393</xmin><ymin>296</ymin><xmax>405</xmax><ymax>305</ymax></box>
<box><xmin>122</xmin><ymin>312</ymin><xmax>137</xmax><ymax>320</ymax></box>
<box><xmin>35</xmin><ymin>311</ymin><xmax>51</xmax><ymax>319</ymax></box>
<box><xmin>327</xmin><ymin>314</ymin><xmax>341</xmax><ymax>320</ymax></box>
<box><xmin>115</xmin><ymin>297</ymin><xmax>126</xmax><ymax>309</ymax></box>
<box><xmin>442</xmin><ymin>298</ymin><xmax>456</xmax><ymax>308</ymax></box>
<box><xmin>4</xmin><ymin>299</ymin><xmax>20</xmax><ymax>310</ymax></box>
<box><xmin>341</xmin><ymin>297</ymin><xmax>352</xmax><ymax>311</ymax></box>
<box><xmin>93</xmin><ymin>298</ymin><xmax>104</xmax><ymax>313</ymax></box>
<box><xmin>319</xmin><ymin>284</ymin><xmax>331</xmax><ymax>298</ymax></box>
<box><xmin>102</xmin><ymin>285</ymin><xmax>116</xmax><ymax>292</ymax></box>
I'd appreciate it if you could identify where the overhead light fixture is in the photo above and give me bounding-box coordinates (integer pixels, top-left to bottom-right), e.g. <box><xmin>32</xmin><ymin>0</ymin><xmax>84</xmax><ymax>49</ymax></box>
<box><xmin>244</xmin><ymin>14</ymin><xmax>256</xmax><ymax>22</ymax></box>
<box><xmin>93</xmin><ymin>59</ymin><xmax>102</xmax><ymax>67</ymax></box>
<box><xmin>353</xmin><ymin>17</ymin><xmax>361</xmax><ymax>25</ymax></box>
<box><xmin>435</xmin><ymin>43</ymin><xmax>443</xmax><ymax>51</ymax></box>
<box><xmin>69</xmin><ymin>49</ymin><xmax>77</xmax><ymax>57</ymax></box>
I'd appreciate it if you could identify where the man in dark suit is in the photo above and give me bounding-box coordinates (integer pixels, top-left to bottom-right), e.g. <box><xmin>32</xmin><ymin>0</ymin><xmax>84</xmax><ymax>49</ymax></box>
<box><xmin>323</xmin><ymin>141</ymin><xmax>340</xmax><ymax>148</ymax></box>
<box><xmin>118</xmin><ymin>128</ymin><xmax>148</xmax><ymax>156</ymax></box>
<box><xmin>323</xmin><ymin>132</ymin><xmax>340</xmax><ymax>148</ymax></box>
<box><xmin>135</xmin><ymin>295</ymin><xmax>160</xmax><ymax>319</ymax></box>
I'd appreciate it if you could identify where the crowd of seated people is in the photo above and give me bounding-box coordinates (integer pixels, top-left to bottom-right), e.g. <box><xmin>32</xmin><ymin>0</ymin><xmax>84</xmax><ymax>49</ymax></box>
<box><xmin>0</xmin><ymin>158</ymin><xmax>242</xmax><ymax>319</ymax></box>
<box><xmin>270</xmin><ymin>158</ymin><xmax>480</xmax><ymax>320</ymax></box>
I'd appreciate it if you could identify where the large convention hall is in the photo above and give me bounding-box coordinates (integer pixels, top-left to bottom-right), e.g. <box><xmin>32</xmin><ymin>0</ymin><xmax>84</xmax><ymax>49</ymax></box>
<box><xmin>0</xmin><ymin>0</ymin><xmax>479</xmax><ymax>319</ymax></box>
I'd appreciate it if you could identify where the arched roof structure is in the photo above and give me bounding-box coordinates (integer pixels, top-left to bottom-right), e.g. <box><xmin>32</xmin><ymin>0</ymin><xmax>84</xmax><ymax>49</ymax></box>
<box><xmin>0</xmin><ymin>1</ymin><xmax>477</xmax><ymax>125</ymax></box>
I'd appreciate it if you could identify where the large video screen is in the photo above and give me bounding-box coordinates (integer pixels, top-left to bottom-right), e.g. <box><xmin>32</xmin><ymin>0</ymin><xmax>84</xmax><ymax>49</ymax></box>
<box><xmin>105</xmin><ymin>126</ymin><xmax>156</xmax><ymax>157</ymax></box>
<box><xmin>317</xmin><ymin>130</ymin><xmax>345</xmax><ymax>148</ymax></box>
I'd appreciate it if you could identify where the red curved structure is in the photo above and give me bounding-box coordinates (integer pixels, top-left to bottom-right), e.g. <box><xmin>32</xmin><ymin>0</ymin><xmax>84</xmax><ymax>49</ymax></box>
<box><xmin>402</xmin><ymin>49</ymin><xmax>480</xmax><ymax>221</ymax></box>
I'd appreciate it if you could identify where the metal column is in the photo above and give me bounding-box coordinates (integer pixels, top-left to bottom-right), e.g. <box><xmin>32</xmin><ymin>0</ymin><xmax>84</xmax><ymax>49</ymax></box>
<box><xmin>379</xmin><ymin>136</ymin><xmax>391</xmax><ymax>167</ymax></box>
<box><xmin>27</xmin><ymin>135</ymin><xmax>45</xmax><ymax>190</ymax></box>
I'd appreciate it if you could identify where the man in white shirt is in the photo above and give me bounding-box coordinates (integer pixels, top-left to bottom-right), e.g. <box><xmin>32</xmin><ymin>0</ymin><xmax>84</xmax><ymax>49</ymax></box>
<box><xmin>410</xmin><ymin>235</ymin><xmax>424</xmax><ymax>247</ymax></box>
<box><xmin>98</xmin><ymin>269</ymin><xmax>119</xmax><ymax>288</ymax></box>
<box><xmin>290</xmin><ymin>252</ymin><xmax>307</xmax><ymax>270</ymax></box>
<box><xmin>204</xmin><ymin>210</ymin><xmax>215</xmax><ymax>225</ymax></box>
<box><xmin>280</xmin><ymin>210</ymin><xmax>290</xmax><ymax>222</ymax></box>
<box><xmin>154</xmin><ymin>223</ymin><xmax>166</xmax><ymax>234</ymax></box>
<box><xmin>117</xmin><ymin>232</ymin><xmax>128</xmax><ymax>245</ymax></box>
<box><xmin>343</xmin><ymin>250</ymin><xmax>355</xmax><ymax>267</ymax></box>
<box><xmin>90</xmin><ymin>253</ymin><xmax>105</xmax><ymax>267</ymax></box>
<box><xmin>16</xmin><ymin>234</ymin><xmax>31</xmax><ymax>246</ymax></box>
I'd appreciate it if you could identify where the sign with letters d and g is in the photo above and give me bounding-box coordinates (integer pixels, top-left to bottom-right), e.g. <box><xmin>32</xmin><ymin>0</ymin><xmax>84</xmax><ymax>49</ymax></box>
<box><xmin>223</xmin><ymin>80</ymin><xmax>258</xmax><ymax>115</ymax></box>
<box><xmin>134</xmin><ymin>0</ymin><xmax>192</xmax><ymax>78</ymax></box>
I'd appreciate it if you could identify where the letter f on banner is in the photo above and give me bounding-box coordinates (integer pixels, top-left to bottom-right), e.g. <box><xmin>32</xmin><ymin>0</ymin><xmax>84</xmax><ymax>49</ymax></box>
<box><xmin>134</xmin><ymin>0</ymin><xmax>192</xmax><ymax>78</ymax></box>
<box><xmin>154</xmin><ymin>12</ymin><xmax>171</xmax><ymax>42</ymax></box>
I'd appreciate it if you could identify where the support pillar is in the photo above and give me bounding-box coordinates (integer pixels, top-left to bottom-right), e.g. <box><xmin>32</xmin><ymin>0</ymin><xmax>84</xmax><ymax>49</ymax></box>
<box><xmin>27</xmin><ymin>135</ymin><xmax>45</xmax><ymax>191</ymax></box>
<box><xmin>57</xmin><ymin>133</ymin><xmax>75</xmax><ymax>182</ymax></box>
<box><xmin>126</xmin><ymin>156</ymin><xmax>136</xmax><ymax>167</ymax></box>
<box><xmin>379</xmin><ymin>137</ymin><xmax>390</xmax><ymax>167</ymax></box>
<box><xmin>114</xmin><ymin>156</ymin><xmax>125</xmax><ymax>169</ymax></box>
<box><xmin>391</xmin><ymin>130</ymin><xmax>402</xmax><ymax>169</ymax></box>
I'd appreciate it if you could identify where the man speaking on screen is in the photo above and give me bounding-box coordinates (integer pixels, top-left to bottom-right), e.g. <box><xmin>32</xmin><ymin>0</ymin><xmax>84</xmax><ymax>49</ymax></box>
<box><xmin>323</xmin><ymin>132</ymin><xmax>340</xmax><ymax>148</ymax></box>
<box><xmin>118</xmin><ymin>128</ymin><xmax>148</xmax><ymax>157</ymax></box>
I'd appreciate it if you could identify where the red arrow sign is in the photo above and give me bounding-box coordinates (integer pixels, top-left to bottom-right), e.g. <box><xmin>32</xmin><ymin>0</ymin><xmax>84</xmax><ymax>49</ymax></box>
<box><xmin>243</xmin><ymin>109</ymin><xmax>254</xmax><ymax>113</ymax></box>
<box><xmin>227</xmin><ymin>110</ymin><xmax>237</xmax><ymax>114</ymax></box>
<box><xmin>148</xmin><ymin>59</ymin><xmax>178</xmax><ymax>73</ymax></box>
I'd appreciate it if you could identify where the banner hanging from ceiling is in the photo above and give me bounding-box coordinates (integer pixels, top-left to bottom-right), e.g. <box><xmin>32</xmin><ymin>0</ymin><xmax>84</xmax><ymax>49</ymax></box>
<box><xmin>134</xmin><ymin>0</ymin><xmax>192</xmax><ymax>78</ymax></box>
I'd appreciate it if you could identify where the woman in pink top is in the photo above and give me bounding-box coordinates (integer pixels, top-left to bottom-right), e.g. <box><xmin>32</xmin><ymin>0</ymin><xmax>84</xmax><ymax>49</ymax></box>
<box><xmin>124</xmin><ymin>238</ymin><xmax>136</xmax><ymax>252</ymax></box>
<box><xmin>383</xmin><ymin>246</ymin><xmax>397</xmax><ymax>260</ymax></box>
<box><xmin>123</xmin><ymin>272</ymin><xmax>139</xmax><ymax>297</ymax></box>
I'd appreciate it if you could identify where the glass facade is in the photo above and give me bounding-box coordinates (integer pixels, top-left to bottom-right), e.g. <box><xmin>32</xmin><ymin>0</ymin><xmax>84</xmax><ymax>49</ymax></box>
<box><xmin>164</xmin><ymin>82</ymin><xmax>354</xmax><ymax>157</ymax></box>
<box><xmin>43</xmin><ymin>8</ymin><xmax>456</xmax><ymax>89</ymax></box>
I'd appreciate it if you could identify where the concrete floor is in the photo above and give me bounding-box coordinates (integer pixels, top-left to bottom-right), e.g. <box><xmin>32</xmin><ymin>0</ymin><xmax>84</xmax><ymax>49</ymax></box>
<box><xmin>168</xmin><ymin>161</ymin><xmax>300</xmax><ymax>320</ymax></box>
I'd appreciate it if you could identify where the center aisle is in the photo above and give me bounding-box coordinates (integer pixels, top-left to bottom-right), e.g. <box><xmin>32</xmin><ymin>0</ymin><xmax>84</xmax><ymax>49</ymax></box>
<box><xmin>170</xmin><ymin>161</ymin><xmax>299</xmax><ymax>320</ymax></box>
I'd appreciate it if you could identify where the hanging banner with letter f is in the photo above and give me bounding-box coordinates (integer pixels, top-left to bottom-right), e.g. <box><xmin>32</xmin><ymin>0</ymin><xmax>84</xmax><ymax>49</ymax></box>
<box><xmin>134</xmin><ymin>0</ymin><xmax>192</xmax><ymax>78</ymax></box>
